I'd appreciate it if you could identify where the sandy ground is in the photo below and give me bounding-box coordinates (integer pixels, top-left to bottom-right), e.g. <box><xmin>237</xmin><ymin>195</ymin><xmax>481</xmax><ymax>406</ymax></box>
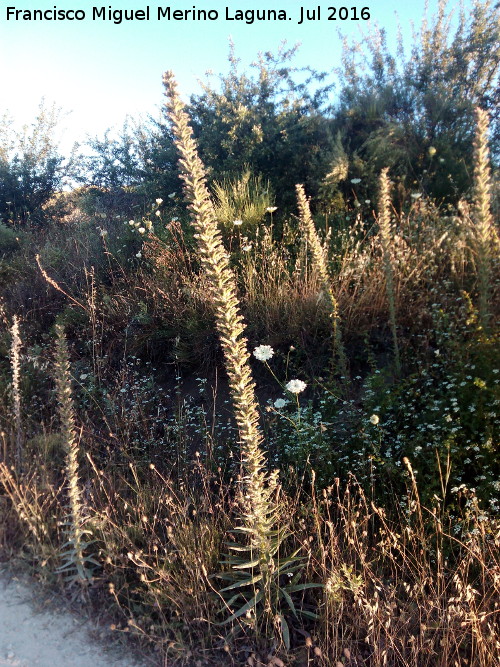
<box><xmin>0</xmin><ymin>571</ymin><xmax>149</xmax><ymax>667</ymax></box>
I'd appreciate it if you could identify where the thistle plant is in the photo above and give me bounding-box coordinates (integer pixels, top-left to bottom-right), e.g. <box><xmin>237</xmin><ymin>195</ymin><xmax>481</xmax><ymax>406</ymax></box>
<box><xmin>9</xmin><ymin>315</ymin><xmax>22</xmax><ymax>470</ymax></box>
<box><xmin>296</xmin><ymin>184</ymin><xmax>348</xmax><ymax>382</ymax></box>
<box><xmin>378</xmin><ymin>168</ymin><xmax>401</xmax><ymax>375</ymax></box>
<box><xmin>472</xmin><ymin>108</ymin><xmax>496</xmax><ymax>331</ymax></box>
<box><xmin>54</xmin><ymin>324</ymin><xmax>94</xmax><ymax>584</ymax></box>
<box><xmin>163</xmin><ymin>71</ymin><xmax>290</xmax><ymax>641</ymax></box>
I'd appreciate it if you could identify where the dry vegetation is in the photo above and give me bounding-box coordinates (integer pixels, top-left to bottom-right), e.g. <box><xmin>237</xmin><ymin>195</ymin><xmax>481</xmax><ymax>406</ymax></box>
<box><xmin>0</xmin><ymin>79</ymin><xmax>499</xmax><ymax>667</ymax></box>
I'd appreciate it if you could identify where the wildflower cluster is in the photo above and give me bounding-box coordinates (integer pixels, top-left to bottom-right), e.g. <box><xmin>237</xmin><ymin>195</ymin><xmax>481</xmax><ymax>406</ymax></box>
<box><xmin>121</xmin><ymin>199</ymin><xmax>163</xmax><ymax>259</ymax></box>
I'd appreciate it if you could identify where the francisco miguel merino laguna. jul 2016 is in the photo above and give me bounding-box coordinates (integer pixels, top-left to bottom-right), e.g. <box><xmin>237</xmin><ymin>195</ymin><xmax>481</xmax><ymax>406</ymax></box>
<box><xmin>5</xmin><ymin>5</ymin><xmax>371</xmax><ymax>24</ymax></box>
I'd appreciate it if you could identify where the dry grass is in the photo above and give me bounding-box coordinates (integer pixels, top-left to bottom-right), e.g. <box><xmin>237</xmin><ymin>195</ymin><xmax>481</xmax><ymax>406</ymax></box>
<box><xmin>0</xmin><ymin>101</ymin><xmax>498</xmax><ymax>666</ymax></box>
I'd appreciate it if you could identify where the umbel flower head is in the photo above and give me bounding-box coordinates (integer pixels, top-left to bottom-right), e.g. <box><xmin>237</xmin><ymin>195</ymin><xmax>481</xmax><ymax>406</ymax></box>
<box><xmin>286</xmin><ymin>379</ymin><xmax>307</xmax><ymax>394</ymax></box>
<box><xmin>253</xmin><ymin>345</ymin><xmax>274</xmax><ymax>362</ymax></box>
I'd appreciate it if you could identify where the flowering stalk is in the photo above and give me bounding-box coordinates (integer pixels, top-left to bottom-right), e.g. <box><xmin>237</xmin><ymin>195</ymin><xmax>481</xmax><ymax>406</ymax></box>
<box><xmin>163</xmin><ymin>72</ymin><xmax>276</xmax><ymax>567</ymax></box>
<box><xmin>54</xmin><ymin>324</ymin><xmax>92</xmax><ymax>583</ymax></box>
<box><xmin>9</xmin><ymin>315</ymin><xmax>22</xmax><ymax>470</ymax></box>
<box><xmin>472</xmin><ymin>108</ymin><xmax>495</xmax><ymax>331</ymax></box>
<box><xmin>378</xmin><ymin>169</ymin><xmax>401</xmax><ymax>375</ymax></box>
<box><xmin>295</xmin><ymin>184</ymin><xmax>348</xmax><ymax>381</ymax></box>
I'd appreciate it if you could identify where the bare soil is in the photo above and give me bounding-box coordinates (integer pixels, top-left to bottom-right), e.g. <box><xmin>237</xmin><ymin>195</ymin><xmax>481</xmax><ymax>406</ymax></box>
<box><xmin>0</xmin><ymin>570</ymin><xmax>149</xmax><ymax>667</ymax></box>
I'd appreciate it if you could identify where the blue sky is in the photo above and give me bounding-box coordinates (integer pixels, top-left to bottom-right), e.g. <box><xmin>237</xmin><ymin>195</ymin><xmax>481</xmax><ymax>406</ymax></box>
<box><xmin>0</xmin><ymin>0</ymin><xmax>449</xmax><ymax>154</ymax></box>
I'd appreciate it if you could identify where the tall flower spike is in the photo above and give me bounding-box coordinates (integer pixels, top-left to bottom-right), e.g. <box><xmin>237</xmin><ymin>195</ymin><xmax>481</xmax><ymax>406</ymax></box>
<box><xmin>9</xmin><ymin>315</ymin><xmax>22</xmax><ymax>470</ymax></box>
<box><xmin>378</xmin><ymin>168</ymin><xmax>401</xmax><ymax>376</ymax></box>
<box><xmin>54</xmin><ymin>324</ymin><xmax>93</xmax><ymax>583</ymax></box>
<box><xmin>162</xmin><ymin>71</ymin><xmax>274</xmax><ymax>541</ymax></box>
<box><xmin>473</xmin><ymin>108</ymin><xmax>496</xmax><ymax>330</ymax></box>
<box><xmin>295</xmin><ymin>184</ymin><xmax>348</xmax><ymax>382</ymax></box>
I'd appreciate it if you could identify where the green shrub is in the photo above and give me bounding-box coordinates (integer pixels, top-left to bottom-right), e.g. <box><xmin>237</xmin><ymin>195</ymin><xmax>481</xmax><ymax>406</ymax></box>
<box><xmin>0</xmin><ymin>221</ymin><xmax>18</xmax><ymax>255</ymax></box>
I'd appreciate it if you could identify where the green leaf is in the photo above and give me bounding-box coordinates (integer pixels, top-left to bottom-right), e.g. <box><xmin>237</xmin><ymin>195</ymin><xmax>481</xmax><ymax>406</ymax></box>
<box><xmin>220</xmin><ymin>573</ymin><xmax>263</xmax><ymax>592</ymax></box>
<box><xmin>232</xmin><ymin>558</ymin><xmax>260</xmax><ymax>569</ymax></box>
<box><xmin>298</xmin><ymin>609</ymin><xmax>320</xmax><ymax>620</ymax></box>
<box><xmin>277</xmin><ymin>614</ymin><xmax>290</xmax><ymax>649</ymax></box>
<box><xmin>225</xmin><ymin>542</ymin><xmax>253</xmax><ymax>552</ymax></box>
<box><xmin>286</xmin><ymin>582</ymin><xmax>324</xmax><ymax>592</ymax></box>
<box><xmin>218</xmin><ymin>591</ymin><xmax>263</xmax><ymax>625</ymax></box>
<box><xmin>279</xmin><ymin>587</ymin><xmax>298</xmax><ymax>619</ymax></box>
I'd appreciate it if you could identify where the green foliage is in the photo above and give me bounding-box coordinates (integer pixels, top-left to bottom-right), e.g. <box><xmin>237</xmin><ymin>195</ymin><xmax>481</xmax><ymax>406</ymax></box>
<box><xmin>219</xmin><ymin>525</ymin><xmax>320</xmax><ymax>649</ymax></box>
<box><xmin>212</xmin><ymin>169</ymin><xmax>273</xmax><ymax>234</ymax></box>
<box><xmin>0</xmin><ymin>36</ymin><xmax>499</xmax><ymax>662</ymax></box>
<box><xmin>333</xmin><ymin>0</ymin><xmax>500</xmax><ymax>205</ymax></box>
<box><xmin>78</xmin><ymin>118</ymin><xmax>180</xmax><ymax>210</ymax></box>
<box><xmin>187</xmin><ymin>44</ymin><xmax>336</xmax><ymax>212</ymax></box>
<box><xmin>0</xmin><ymin>103</ymin><xmax>72</xmax><ymax>227</ymax></box>
<box><xmin>0</xmin><ymin>221</ymin><xmax>18</xmax><ymax>255</ymax></box>
<box><xmin>75</xmin><ymin>6</ymin><xmax>499</xmax><ymax>222</ymax></box>
<box><xmin>365</xmin><ymin>302</ymin><xmax>500</xmax><ymax>506</ymax></box>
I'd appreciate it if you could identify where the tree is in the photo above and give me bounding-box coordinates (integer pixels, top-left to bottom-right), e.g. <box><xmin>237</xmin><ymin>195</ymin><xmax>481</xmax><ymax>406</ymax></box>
<box><xmin>0</xmin><ymin>102</ymin><xmax>73</xmax><ymax>227</ymax></box>
<box><xmin>332</xmin><ymin>0</ymin><xmax>500</xmax><ymax>206</ymax></box>
<box><xmin>78</xmin><ymin>116</ymin><xmax>179</xmax><ymax>213</ymax></box>
<box><xmin>186</xmin><ymin>43</ymin><xmax>336</xmax><ymax>211</ymax></box>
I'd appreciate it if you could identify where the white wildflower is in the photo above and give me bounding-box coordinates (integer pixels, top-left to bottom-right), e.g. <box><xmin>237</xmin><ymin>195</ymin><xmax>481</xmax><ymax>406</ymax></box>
<box><xmin>233</xmin><ymin>219</ymin><xmax>243</xmax><ymax>226</ymax></box>
<box><xmin>286</xmin><ymin>379</ymin><xmax>307</xmax><ymax>394</ymax></box>
<box><xmin>155</xmin><ymin>198</ymin><xmax>163</xmax><ymax>204</ymax></box>
<box><xmin>266</xmin><ymin>206</ymin><xmax>278</xmax><ymax>213</ymax></box>
<box><xmin>253</xmin><ymin>345</ymin><xmax>274</xmax><ymax>362</ymax></box>
<box><xmin>370</xmin><ymin>414</ymin><xmax>380</xmax><ymax>425</ymax></box>
<box><xmin>138</xmin><ymin>227</ymin><xmax>146</xmax><ymax>234</ymax></box>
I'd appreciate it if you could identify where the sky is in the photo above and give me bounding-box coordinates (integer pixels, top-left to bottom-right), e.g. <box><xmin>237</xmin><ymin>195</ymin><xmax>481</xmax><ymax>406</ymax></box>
<box><xmin>0</xmin><ymin>0</ymin><xmax>449</xmax><ymax>155</ymax></box>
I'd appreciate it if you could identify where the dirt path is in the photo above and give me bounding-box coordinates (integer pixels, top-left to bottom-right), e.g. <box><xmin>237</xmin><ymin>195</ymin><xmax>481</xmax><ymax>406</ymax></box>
<box><xmin>0</xmin><ymin>571</ymin><xmax>149</xmax><ymax>667</ymax></box>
